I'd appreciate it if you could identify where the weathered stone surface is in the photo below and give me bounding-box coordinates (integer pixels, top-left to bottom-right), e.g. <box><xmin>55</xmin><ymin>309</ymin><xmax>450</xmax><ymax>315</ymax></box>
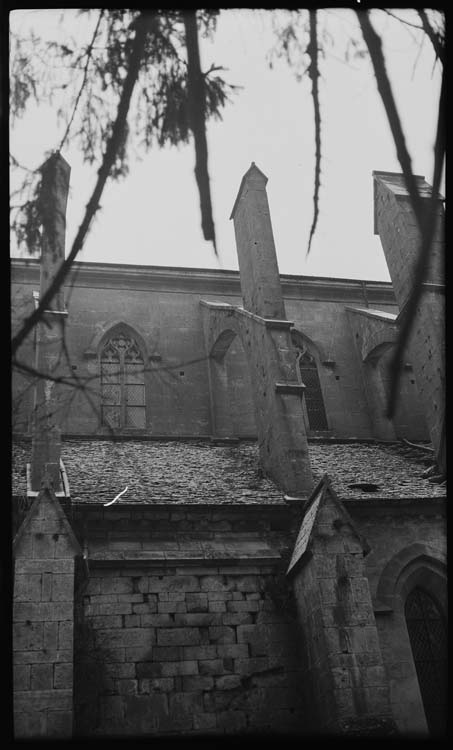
<box><xmin>215</xmin><ymin>674</ymin><xmax>242</xmax><ymax>690</ymax></box>
<box><xmin>14</xmin><ymin>689</ymin><xmax>73</xmax><ymax>713</ymax></box>
<box><xmin>157</xmin><ymin>628</ymin><xmax>201</xmax><ymax>647</ymax></box>
<box><xmin>58</xmin><ymin>621</ymin><xmax>73</xmax><ymax>650</ymax></box>
<box><xmin>182</xmin><ymin>675</ymin><xmax>214</xmax><ymax>691</ymax></box>
<box><xmin>217</xmin><ymin>710</ymin><xmax>247</xmax><ymax>732</ymax></box>
<box><xmin>14</xmin><ymin>601</ymin><xmax>73</xmax><ymax>621</ymax></box>
<box><xmin>14</xmin><ymin>574</ymin><xmax>42</xmax><ymax>601</ymax></box>
<box><xmin>13</xmin><ymin>664</ymin><xmax>31</xmax><ymax>692</ymax></box>
<box><xmin>14</xmin><ymin>710</ymin><xmax>47</xmax><ymax>738</ymax></box>
<box><xmin>208</xmin><ymin>626</ymin><xmax>236</xmax><ymax>644</ymax></box>
<box><xmin>216</xmin><ymin>644</ymin><xmax>249</xmax><ymax>659</ymax></box>
<box><xmin>96</xmin><ymin>628</ymin><xmax>154</xmax><ymax>648</ymax></box>
<box><xmin>46</xmin><ymin>710</ymin><xmax>73</xmax><ymax>737</ymax></box>
<box><xmin>168</xmin><ymin>692</ymin><xmax>204</xmax><ymax>728</ymax></box>
<box><xmin>53</xmin><ymin>663</ymin><xmax>73</xmax><ymax>689</ymax></box>
<box><xmin>186</xmin><ymin>593</ymin><xmax>209</xmax><ymax>612</ymax></box>
<box><xmin>121</xmin><ymin>694</ymin><xmax>168</xmax><ymax>733</ymax></box>
<box><xmin>14</xmin><ymin>649</ymin><xmax>72</xmax><ymax>664</ymax></box>
<box><xmin>30</xmin><ymin>664</ymin><xmax>53</xmax><ymax>690</ymax></box>
<box><xmin>182</xmin><ymin>645</ymin><xmax>217</xmax><ymax>661</ymax></box>
<box><xmin>13</xmin><ymin>622</ymin><xmax>44</xmax><ymax>651</ymax></box>
<box><xmin>198</xmin><ymin>659</ymin><xmax>225</xmax><ymax>676</ymax></box>
<box><xmin>193</xmin><ymin>712</ymin><xmax>217</xmax><ymax>731</ymax></box>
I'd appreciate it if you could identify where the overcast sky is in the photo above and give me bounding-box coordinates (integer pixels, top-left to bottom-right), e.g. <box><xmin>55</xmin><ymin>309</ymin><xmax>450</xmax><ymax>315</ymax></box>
<box><xmin>10</xmin><ymin>8</ymin><xmax>443</xmax><ymax>281</ymax></box>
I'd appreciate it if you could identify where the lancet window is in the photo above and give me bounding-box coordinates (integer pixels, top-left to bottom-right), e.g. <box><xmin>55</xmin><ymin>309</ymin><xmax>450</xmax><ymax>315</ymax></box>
<box><xmin>100</xmin><ymin>332</ymin><xmax>146</xmax><ymax>429</ymax></box>
<box><xmin>405</xmin><ymin>587</ymin><xmax>447</xmax><ymax>736</ymax></box>
<box><xmin>297</xmin><ymin>346</ymin><xmax>328</xmax><ymax>430</ymax></box>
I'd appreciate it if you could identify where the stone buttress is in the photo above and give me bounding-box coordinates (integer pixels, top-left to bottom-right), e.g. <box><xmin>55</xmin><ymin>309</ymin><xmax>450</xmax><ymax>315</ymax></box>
<box><xmin>201</xmin><ymin>163</ymin><xmax>313</xmax><ymax>496</ymax></box>
<box><xmin>13</xmin><ymin>482</ymin><xmax>82</xmax><ymax>738</ymax></box>
<box><xmin>373</xmin><ymin>172</ymin><xmax>445</xmax><ymax>474</ymax></box>
<box><xmin>287</xmin><ymin>476</ymin><xmax>398</xmax><ymax>735</ymax></box>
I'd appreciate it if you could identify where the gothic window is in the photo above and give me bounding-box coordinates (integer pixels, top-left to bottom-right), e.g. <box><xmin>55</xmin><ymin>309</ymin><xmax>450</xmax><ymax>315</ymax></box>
<box><xmin>100</xmin><ymin>332</ymin><xmax>146</xmax><ymax>429</ymax></box>
<box><xmin>297</xmin><ymin>347</ymin><xmax>328</xmax><ymax>430</ymax></box>
<box><xmin>405</xmin><ymin>587</ymin><xmax>447</xmax><ymax>736</ymax></box>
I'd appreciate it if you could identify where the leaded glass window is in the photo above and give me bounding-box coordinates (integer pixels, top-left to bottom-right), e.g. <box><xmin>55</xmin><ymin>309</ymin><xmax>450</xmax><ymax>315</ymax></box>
<box><xmin>405</xmin><ymin>587</ymin><xmax>447</xmax><ymax>736</ymax></box>
<box><xmin>297</xmin><ymin>348</ymin><xmax>328</xmax><ymax>431</ymax></box>
<box><xmin>100</xmin><ymin>332</ymin><xmax>146</xmax><ymax>429</ymax></box>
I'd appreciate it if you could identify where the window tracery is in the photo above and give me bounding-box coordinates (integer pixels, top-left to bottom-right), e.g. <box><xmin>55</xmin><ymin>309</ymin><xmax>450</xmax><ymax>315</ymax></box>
<box><xmin>100</xmin><ymin>332</ymin><xmax>146</xmax><ymax>429</ymax></box>
<box><xmin>296</xmin><ymin>345</ymin><xmax>328</xmax><ymax>430</ymax></box>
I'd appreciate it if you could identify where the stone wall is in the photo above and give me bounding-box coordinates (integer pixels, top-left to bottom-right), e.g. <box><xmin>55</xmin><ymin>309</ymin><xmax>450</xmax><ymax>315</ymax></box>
<box><xmin>12</xmin><ymin>262</ymin><xmax>409</xmax><ymax>441</ymax></box>
<box><xmin>376</xmin><ymin>349</ymin><xmax>429</xmax><ymax>440</ymax></box>
<box><xmin>225</xmin><ymin>336</ymin><xmax>257</xmax><ymax>437</ymax></box>
<box><xmin>14</xmin><ymin>562</ymin><xmax>75</xmax><ymax>737</ymax></box>
<box><xmin>75</xmin><ymin>564</ymin><xmax>306</xmax><ymax>736</ymax></box>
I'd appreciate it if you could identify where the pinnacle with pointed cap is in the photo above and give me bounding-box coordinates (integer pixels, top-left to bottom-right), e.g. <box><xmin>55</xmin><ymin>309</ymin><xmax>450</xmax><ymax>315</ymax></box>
<box><xmin>230</xmin><ymin>162</ymin><xmax>286</xmax><ymax>320</ymax></box>
<box><xmin>30</xmin><ymin>153</ymin><xmax>71</xmax><ymax>492</ymax></box>
<box><xmin>230</xmin><ymin>162</ymin><xmax>268</xmax><ymax>220</ymax></box>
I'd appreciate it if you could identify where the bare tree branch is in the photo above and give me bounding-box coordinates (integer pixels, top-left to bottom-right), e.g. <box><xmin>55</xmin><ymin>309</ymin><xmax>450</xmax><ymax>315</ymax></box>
<box><xmin>13</xmin><ymin>359</ymin><xmax>95</xmax><ymax>388</ymax></box>
<box><xmin>410</xmin><ymin>30</ymin><xmax>425</xmax><ymax>81</ymax></box>
<box><xmin>306</xmin><ymin>10</ymin><xmax>321</xmax><ymax>256</ymax></box>
<box><xmin>183</xmin><ymin>10</ymin><xmax>217</xmax><ymax>254</ymax></box>
<box><xmin>10</xmin><ymin>153</ymin><xmax>36</xmax><ymax>173</ymax></box>
<box><xmin>357</xmin><ymin>10</ymin><xmax>445</xmax><ymax>419</ymax></box>
<box><xmin>381</xmin><ymin>10</ymin><xmax>423</xmax><ymax>32</ymax></box>
<box><xmin>11</xmin><ymin>12</ymin><xmax>155</xmax><ymax>358</ymax></box>
<box><xmin>417</xmin><ymin>10</ymin><xmax>444</xmax><ymax>66</ymax></box>
<box><xmin>59</xmin><ymin>9</ymin><xmax>105</xmax><ymax>152</ymax></box>
<box><xmin>386</xmin><ymin>70</ymin><xmax>445</xmax><ymax>420</ymax></box>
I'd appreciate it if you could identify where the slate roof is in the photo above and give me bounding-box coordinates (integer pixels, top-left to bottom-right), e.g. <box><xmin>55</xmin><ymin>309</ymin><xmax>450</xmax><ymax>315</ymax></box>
<box><xmin>12</xmin><ymin>439</ymin><xmax>284</xmax><ymax>505</ymax></box>
<box><xmin>11</xmin><ymin>438</ymin><xmax>445</xmax><ymax>505</ymax></box>
<box><xmin>308</xmin><ymin>441</ymin><xmax>445</xmax><ymax>500</ymax></box>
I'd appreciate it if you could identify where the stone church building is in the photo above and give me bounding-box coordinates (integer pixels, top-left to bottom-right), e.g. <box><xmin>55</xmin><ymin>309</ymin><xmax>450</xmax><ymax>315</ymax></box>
<box><xmin>11</xmin><ymin>157</ymin><xmax>446</xmax><ymax>738</ymax></box>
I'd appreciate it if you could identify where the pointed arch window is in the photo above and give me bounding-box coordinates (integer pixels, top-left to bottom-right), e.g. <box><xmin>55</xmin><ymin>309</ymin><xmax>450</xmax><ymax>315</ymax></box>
<box><xmin>297</xmin><ymin>347</ymin><xmax>328</xmax><ymax>430</ymax></box>
<box><xmin>100</xmin><ymin>332</ymin><xmax>146</xmax><ymax>429</ymax></box>
<box><xmin>405</xmin><ymin>587</ymin><xmax>447</xmax><ymax>736</ymax></box>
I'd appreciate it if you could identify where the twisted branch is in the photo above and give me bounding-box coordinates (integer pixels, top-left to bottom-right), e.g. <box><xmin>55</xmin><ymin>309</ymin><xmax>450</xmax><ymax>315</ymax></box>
<box><xmin>59</xmin><ymin>9</ymin><xmax>105</xmax><ymax>152</ymax></box>
<box><xmin>306</xmin><ymin>10</ymin><xmax>321</xmax><ymax>256</ymax></box>
<box><xmin>418</xmin><ymin>10</ymin><xmax>444</xmax><ymax>66</ymax></box>
<box><xmin>183</xmin><ymin>10</ymin><xmax>217</xmax><ymax>254</ymax></box>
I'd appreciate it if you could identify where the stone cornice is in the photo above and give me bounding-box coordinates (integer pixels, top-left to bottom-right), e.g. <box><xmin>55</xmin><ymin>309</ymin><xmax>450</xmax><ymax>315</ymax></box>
<box><xmin>11</xmin><ymin>258</ymin><xmax>397</xmax><ymax>305</ymax></box>
<box><xmin>87</xmin><ymin>556</ymin><xmax>286</xmax><ymax>569</ymax></box>
<box><xmin>68</xmin><ymin>497</ymin><xmax>446</xmax><ymax>517</ymax></box>
<box><xmin>344</xmin><ymin>496</ymin><xmax>446</xmax><ymax>516</ymax></box>
<box><xmin>345</xmin><ymin>306</ymin><xmax>397</xmax><ymax>323</ymax></box>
